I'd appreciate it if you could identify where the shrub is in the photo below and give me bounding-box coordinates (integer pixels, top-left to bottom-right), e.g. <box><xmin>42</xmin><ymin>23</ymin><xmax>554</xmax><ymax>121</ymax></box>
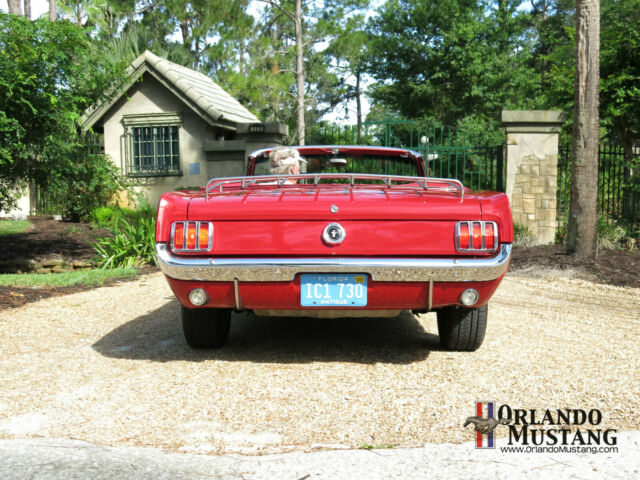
<box><xmin>513</xmin><ymin>223</ymin><xmax>537</xmax><ymax>248</ymax></box>
<box><xmin>92</xmin><ymin>206</ymin><xmax>116</xmax><ymax>227</ymax></box>
<box><xmin>91</xmin><ymin>203</ymin><xmax>155</xmax><ymax>229</ymax></box>
<box><xmin>598</xmin><ymin>217</ymin><xmax>630</xmax><ymax>251</ymax></box>
<box><xmin>555</xmin><ymin>215</ymin><xmax>568</xmax><ymax>245</ymax></box>
<box><xmin>43</xmin><ymin>152</ymin><xmax>127</xmax><ymax>222</ymax></box>
<box><xmin>93</xmin><ymin>216</ymin><xmax>156</xmax><ymax>268</ymax></box>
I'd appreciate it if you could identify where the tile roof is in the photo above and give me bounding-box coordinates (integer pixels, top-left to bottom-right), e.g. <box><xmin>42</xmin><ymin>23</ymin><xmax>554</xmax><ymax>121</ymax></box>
<box><xmin>82</xmin><ymin>50</ymin><xmax>259</xmax><ymax>129</ymax></box>
<box><xmin>133</xmin><ymin>50</ymin><xmax>259</xmax><ymax>124</ymax></box>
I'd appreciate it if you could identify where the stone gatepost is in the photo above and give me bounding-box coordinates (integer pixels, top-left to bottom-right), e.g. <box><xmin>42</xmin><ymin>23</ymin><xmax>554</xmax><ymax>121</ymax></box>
<box><xmin>502</xmin><ymin>110</ymin><xmax>566</xmax><ymax>245</ymax></box>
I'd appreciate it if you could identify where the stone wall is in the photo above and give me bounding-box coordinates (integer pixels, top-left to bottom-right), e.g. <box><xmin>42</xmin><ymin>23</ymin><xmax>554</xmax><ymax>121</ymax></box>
<box><xmin>502</xmin><ymin>110</ymin><xmax>566</xmax><ymax>245</ymax></box>
<box><xmin>0</xmin><ymin>255</ymin><xmax>91</xmax><ymax>274</ymax></box>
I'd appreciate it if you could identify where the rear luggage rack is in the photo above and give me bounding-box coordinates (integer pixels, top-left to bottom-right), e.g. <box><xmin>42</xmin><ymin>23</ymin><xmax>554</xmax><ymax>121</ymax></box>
<box><xmin>205</xmin><ymin>174</ymin><xmax>464</xmax><ymax>202</ymax></box>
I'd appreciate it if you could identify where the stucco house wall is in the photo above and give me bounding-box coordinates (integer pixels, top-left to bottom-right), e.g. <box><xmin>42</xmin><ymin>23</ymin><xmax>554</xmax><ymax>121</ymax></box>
<box><xmin>101</xmin><ymin>75</ymin><xmax>213</xmax><ymax>207</ymax></box>
<box><xmin>82</xmin><ymin>50</ymin><xmax>287</xmax><ymax>210</ymax></box>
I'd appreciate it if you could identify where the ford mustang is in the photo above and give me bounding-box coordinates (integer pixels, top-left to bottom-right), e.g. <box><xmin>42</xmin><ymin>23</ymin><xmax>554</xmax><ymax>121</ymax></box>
<box><xmin>155</xmin><ymin>146</ymin><xmax>512</xmax><ymax>351</ymax></box>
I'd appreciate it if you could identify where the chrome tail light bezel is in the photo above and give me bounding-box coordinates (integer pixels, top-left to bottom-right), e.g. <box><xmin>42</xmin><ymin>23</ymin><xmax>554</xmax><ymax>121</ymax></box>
<box><xmin>455</xmin><ymin>221</ymin><xmax>499</xmax><ymax>253</ymax></box>
<box><xmin>171</xmin><ymin>221</ymin><xmax>213</xmax><ymax>253</ymax></box>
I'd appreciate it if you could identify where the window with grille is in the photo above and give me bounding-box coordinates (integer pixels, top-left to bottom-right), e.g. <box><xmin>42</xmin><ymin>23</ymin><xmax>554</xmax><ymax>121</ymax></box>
<box><xmin>129</xmin><ymin>125</ymin><xmax>181</xmax><ymax>177</ymax></box>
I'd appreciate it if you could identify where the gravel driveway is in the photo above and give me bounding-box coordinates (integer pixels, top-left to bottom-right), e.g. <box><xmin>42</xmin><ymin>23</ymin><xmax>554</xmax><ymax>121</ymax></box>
<box><xmin>0</xmin><ymin>271</ymin><xmax>638</xmax><ymax>455</ymax></box>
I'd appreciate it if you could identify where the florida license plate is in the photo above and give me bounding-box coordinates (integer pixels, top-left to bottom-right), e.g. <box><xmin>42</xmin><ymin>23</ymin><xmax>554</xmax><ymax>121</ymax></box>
<box><xmin>300</xmin><ymin>274</ymin><xmax>368</xmax><ymax>307</ymax></box>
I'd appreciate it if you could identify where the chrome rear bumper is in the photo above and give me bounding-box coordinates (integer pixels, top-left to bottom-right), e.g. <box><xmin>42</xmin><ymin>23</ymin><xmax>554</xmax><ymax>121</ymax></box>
<box><xmin>156</xmin><ymin>243</ymin><xmax>511</xmax><ymax>283</ymax></box>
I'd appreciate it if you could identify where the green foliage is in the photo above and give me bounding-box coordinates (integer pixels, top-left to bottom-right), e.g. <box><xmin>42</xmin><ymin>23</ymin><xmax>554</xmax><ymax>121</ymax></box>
<box><xmin>0</xmin><ymin>220</ymin><xmax>32</xmax><ymax>236</ymax></box>
<box><xmin>0</xmin><ymin>268</ymin><xmax>138</xmax><ymax>287</ymax></box>
<box><xmin>92</xmin><ymin>206</ymin><xmax>117</xmax><ymax>227</ymax></box>
<box><xmin>48</xmin><ymin>151</ymin><xmax>126</xmax><ymax>221</ymax></box>
<box><xmin>598</xmin><ymin>217</ymin><xmax>635</xmax><ymax>251</ymax></box>
<box><xmin>559</xmin><ymin>214</ymin><xmax>640</xmax><ymax>250</ymax></box>
<box><xmin>0</xmin><ymin>13</ymin><xmax>125</xmax><ymax>214</ymax></box>
<box><xmin>93</xmin><ymin>216</ymin><xmax>156</xmax><ymax>269</ymax></box>
<box><xmin>513</xmin><ymin>223</ymin><xmax>537</xmax><ymax>248</ymax></box>
<box><xmin>99</xmin><ymin>23</ymin><xmax>194</xmax><ymax>69</ymax></box>
<box><xmin>555</xmin><ymin>215</ymin><xmax>568</xmax><ymax>245</ymax></box>
<box><xmin>536</xmin><ymin>0</ymin><xmax>640</xmax><ymax>146</ymax></box>
<box><xmin>359</xmin><ymin>443</ymin><xmax>397</xmax><ymax>450</ymax></box>
<box><xmin>366</xmin><ymin>0</ymin><xmax>541</xmax><ymax>126</ymax></box>
<box><xmin>91</xmin><ymin>203</ymin><xmax>155</xmax><ymax>229</ymax></box>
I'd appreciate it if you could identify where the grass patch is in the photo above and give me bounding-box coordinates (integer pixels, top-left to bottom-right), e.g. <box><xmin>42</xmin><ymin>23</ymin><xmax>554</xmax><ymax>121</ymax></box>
<box><xmin>359</xmin><ymin>443</ymin><xmax>398</xmax><ymax>450</ymax></box>
<box><xmin>0</xmin><ymin>220</ymin><xmax>32</xmax><ymax>236</ymax></box>
<box><xmin>0</xmin><ymin>268</ymin><xmax>138</xmax><ymax>288</ymax></box>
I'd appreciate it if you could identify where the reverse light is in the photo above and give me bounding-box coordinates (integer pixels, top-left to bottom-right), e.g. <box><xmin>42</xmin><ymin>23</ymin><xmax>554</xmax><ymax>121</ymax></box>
<box><xmin>455</xmin><ymin>221</ymin><xmax>499</xmax><ymax>252</ymax></box>
<box><xmin>460</xmin><ymin>288</ymin><xmax>479</xmax><ymax>306</ymax></box>
<box><xmin>189</xmin><ymin>288</ymin><xmax>209</xmax><ymax>306</ymax></box>
<box><xmin>171</xmin><ymin>221</ymin><xmax>213</xmax><ymax>252</ymax></box>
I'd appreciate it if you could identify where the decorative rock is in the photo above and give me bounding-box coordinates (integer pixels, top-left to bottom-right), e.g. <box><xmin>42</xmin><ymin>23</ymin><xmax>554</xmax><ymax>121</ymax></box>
<box><xmin>51</xmin><ymin>265</ymin><xmax>70</xmax><ymax>273</ymax></box>
<box><xmin>40</xmin><ymin>257</ymin><xmax>65</xmax><ymax>268</ymax></box>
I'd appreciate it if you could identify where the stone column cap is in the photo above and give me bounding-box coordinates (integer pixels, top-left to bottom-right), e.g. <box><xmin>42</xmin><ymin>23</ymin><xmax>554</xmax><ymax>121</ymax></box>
<box><xmin>502</xmin><ymin>110</ymin><xmax>567</xmax><ymax>133</ymax></box>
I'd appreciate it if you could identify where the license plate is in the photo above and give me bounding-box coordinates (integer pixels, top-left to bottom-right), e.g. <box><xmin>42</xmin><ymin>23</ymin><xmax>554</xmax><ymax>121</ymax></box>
<box><xmin>300</xmin><ymin>274</ymin><xmax>367</xmax><ymax>307</ymax></box>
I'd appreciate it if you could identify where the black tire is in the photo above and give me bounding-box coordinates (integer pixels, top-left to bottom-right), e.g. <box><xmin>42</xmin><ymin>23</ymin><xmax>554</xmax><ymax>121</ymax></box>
<box><xmin>181</xmin><ymin>306</ymin><xmax>231</xmax><ymax>349</ymax></box>
<box><xmin>437</xmin><ymin>304</ymin><xmax>488</xmax><ymax>351</ymax></box>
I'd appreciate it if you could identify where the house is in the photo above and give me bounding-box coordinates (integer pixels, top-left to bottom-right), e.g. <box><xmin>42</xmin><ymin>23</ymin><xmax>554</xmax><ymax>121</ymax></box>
<box><xmin>81</xmin><ymin>50</ymin><xmax>287</xmax><ymax>207</ymax></box>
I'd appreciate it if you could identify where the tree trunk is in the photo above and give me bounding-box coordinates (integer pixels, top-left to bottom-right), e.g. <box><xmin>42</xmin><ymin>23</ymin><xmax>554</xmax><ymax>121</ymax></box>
<box><xmin>355</xmin><ymin>70</ymin><xmax>362</xmax><ymax>142</ymax></box>
<box><xmin>181</xmin><ymin>21</ymin><xmax>190</xmax><ymax>50</ymax></box>
<box><xmin>294</xmin><ymin>0</ymin><xmax>305</xmax><ymax>145</ymax></box>
<box><xmin>49</xmin><ymin>0</ymin><xmax>57</xmax><ymax>21</ymax></box>
<box><xmin>7</xmin><ymin>0</ymin><xmax>22</xmax><ymax>16</ymax></box>
<box><xmin>194</xmin><ymin>36</ymin><xmax>201</xmax><ymax>69</ymax></box>
<box><xmin>24</xmin><ymin>0</ymin><xmax>31</xmax><ymax>19</ymax></box>
<box><xmin>567</xmin><ymin>0</ymin><xmax>600</xmax><ymax>258</ymax></box>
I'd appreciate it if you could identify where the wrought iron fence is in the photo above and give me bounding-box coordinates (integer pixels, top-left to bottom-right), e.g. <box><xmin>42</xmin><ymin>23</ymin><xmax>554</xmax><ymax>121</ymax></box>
<box><xmin>558</xmin><ymin>144</ymin><xmax>640</xmax><ymax>228</ymax></box>
<box><xmin>307</xmin><ymin>120</ymin><xmax>505</xmax><ymax>192</ymax></box>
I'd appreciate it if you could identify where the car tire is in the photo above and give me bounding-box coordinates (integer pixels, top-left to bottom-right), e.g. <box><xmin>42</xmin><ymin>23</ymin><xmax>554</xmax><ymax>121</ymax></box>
<box><xmin>181</xmin><ymin>306</ymin><xmax>231</xmax><ymax>349</ymax></box>
<box><xmin>436</xmin><ymin>305</ymin><xmax>487</xmax><ymax>351</ymax></box>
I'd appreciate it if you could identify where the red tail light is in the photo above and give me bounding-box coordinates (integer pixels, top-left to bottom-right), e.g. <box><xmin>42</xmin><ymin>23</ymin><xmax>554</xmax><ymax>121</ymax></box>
<box><xmin>472</xmin><ymin>222</ymin><xmax>483</xmax><ymax>250</ymax></box>
<box><xmin>171</xmin><ymin>221</ymin><xmax>212</xmax><ymax>252</ymax></box>
<box><xmin>186</xmin><ymin>222</ymin><xmax>197</xmax><ymax>249</ymax></box>
<box><xmin>455</xmin><ymin>221</ymin><xmax>499</xmax><ymax>252</ymax></box>
<box><xmin>458</xmin><ymin>223</ymin><xmax>470</xmax><ymax>249</ymax></box>
<box><xmin>173</xmin><ymin>223</ymin><xmax>184</xmax><ymax>250</ymax></box>
<box><xmin>484</xmin><ymin>222</ymin><xmax>496</xmax><ymax>250</ymax></box>
<box><xmin>199</xmin><ymin>224</ymin><xmax>209</xmax><ymax>248</ymax></box>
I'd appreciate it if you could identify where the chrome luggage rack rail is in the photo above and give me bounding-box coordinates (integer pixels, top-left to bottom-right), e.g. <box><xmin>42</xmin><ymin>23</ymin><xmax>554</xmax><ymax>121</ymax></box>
<box><xmin>205</xmin><ymin>174</ymin><xmax>464</xmax><ymax>202</ymax></box>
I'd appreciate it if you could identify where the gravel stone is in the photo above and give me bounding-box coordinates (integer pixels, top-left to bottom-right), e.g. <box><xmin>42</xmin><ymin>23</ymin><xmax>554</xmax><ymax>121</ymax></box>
<box><xmin>0</xmin><ymin>271</ymin><xmax>638</xmax><ymax>455</ymax></box>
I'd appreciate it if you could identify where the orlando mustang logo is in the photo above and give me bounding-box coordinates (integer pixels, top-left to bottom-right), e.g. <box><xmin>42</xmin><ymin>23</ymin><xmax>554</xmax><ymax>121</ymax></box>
<box><xmin>464</xmin><ymin>401</ymin><xmax>511</xmax><ymax>448</ymax></box>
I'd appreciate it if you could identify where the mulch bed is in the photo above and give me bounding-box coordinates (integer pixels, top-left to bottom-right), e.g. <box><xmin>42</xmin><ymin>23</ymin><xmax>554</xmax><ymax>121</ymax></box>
<box><xmin>0</xmin><ymin>216</ymin><xmax>109</xmax><ymax>262</ymax></box>
<box><xmin>0</xmin><ymin>216</ymin><xmax>158</xmax><ymax>310</ymax></box>
<box><xmin>510</xmin><ymin>244</ymin><xmax>640</xmax><ymax>289</ymax></box>
<box><xmin>1</xmin><ymin>216</ymin><xmax>638</xmax><ymax>310</ymax></box>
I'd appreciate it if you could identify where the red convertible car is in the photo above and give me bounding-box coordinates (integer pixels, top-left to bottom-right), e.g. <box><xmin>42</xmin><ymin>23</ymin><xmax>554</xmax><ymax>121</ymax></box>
<box><xmin>155</xmin><ymin>146</ymin><xmax>512</xmax><ymax>351</ymax></box>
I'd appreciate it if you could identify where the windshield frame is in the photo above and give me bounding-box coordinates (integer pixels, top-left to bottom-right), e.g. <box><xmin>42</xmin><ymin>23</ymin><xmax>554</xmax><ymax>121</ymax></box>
<box><xmin>246</xmin><ymin>146</ymin><xmax>427</xmax><ymax>177</ymax></box>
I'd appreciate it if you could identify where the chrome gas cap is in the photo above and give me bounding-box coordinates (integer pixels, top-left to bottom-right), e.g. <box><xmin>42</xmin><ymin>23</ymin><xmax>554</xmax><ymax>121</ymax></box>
<box><xmin>322</xmin><ymin>223</ymin><xmax>346</xmax><ymax>245</ymax></box>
